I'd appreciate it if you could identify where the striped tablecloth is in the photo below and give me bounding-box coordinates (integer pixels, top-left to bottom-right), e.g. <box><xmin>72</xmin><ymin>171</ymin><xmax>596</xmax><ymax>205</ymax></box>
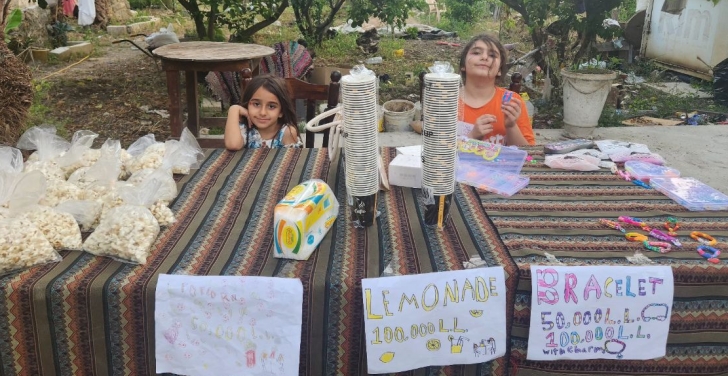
<box><xmin>481</xmin><ymin>145</ymin><xmax>728</xmax><ymax>376</ymax></box>
<box><xmin>0</xmin><ymin>147</ymin><xmax>517</xmax><ymax>376</ymax></box>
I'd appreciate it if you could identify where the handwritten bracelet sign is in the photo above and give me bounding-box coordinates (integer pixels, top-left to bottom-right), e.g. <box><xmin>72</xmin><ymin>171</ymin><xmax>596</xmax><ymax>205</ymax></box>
<box><xmin>362</xmin><ymin>267</ymin><xmax>507</xmax><ymax>373</ymax></box>
<box><xmin>155</xmin><ymin>275</ymin><xmax>303</xmax><ymax>376</ymax></box>
<box><xmin>527</xmin><ymin>266</ymin><xmax>674</xmax><ymax>361</ymax></box>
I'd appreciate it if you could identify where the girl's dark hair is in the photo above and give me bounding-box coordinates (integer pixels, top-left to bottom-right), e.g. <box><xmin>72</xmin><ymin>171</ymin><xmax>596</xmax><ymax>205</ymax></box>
<box><xmin>240</xmin><ymin>75</ymin><xmax>298</xmax><ymax>130</ymax></box>
<box><xmin>459</xmin><ymin>34</ymin><xmax>509</xmax><ymax>85</ymax></box>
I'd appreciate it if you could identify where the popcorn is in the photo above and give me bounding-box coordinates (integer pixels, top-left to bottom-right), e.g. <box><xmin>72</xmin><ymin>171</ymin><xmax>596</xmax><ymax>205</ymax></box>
<box><xmin>83</xmin><ymin>205</ymin><xmax>160</xmax><ymax>264</ymax></box>
<box><xmin>0</xmin><ymin>218</ymin><xmax>61</xmax><ymax>275</ymax></box>
<box><xmin>150</xmin><ymin>200</ymin><xmax>176</xmax><ymax>227</ymax></box>
<box><xmin>126</xmin><ymin>143</ymin><xmax>166</xmax><ymax>174</ymax></box>
<box><xmin>23</xmin><ymin>160</ymin><xmax>65</xmax><ymax>182</ymax></box>
<box><xmin>59</xmin><ymin>148</ymin><xmax>101</xmax><ymax>179</ymax></box>
<box><xmin>55</xmin><ymin>200</ymin><xmax>102</xmax><ymax>232</ymax></box>
<box><xmin>39</xmin><ymin>180</ymin><xmax>83</xmax><ymax>207</ymax></box>
<box><xmin>19</xmin><ymin>206</ymin><xmax>83</xmax><ymax>250</ymax></box>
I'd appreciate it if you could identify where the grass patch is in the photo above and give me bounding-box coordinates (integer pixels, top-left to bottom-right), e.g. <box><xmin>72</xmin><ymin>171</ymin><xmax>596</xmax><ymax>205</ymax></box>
<box><xmin>26</xmin><ymin>80</ymin><xmax>69</xmax><ymax>137</ymax></box>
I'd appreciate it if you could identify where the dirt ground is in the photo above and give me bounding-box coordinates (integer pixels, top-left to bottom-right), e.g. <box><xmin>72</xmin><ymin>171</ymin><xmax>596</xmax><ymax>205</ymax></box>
<box><xmin>29</xmin><ymin>37</ymin><xmax>173</xmax><ymax>147</ymax></box>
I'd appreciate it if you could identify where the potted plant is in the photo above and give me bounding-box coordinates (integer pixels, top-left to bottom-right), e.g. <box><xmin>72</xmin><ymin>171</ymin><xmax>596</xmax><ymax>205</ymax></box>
<box><xmin>561</xmin><ymin>60</ymin><xmax>617</xmax><ymax>138</ymax></box>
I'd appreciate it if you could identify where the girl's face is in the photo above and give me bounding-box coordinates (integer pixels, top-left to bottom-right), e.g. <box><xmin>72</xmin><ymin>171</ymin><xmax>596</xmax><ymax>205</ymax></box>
<box><xmin>248</xmin><ymin>87</ymin><xmax>282</xmax><ymax>131</ymax></box>
<box><xmin>462</xmin><ymin>40</ymin><xmax>502</xmax><ymax>80</ymax></box>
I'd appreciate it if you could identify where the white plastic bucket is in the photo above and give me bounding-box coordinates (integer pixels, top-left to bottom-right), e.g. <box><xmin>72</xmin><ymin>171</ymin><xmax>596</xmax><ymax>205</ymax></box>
<box><xmin>561</xmin><ymin>69</ymin><xmax>616</xmax><ymax>138</ymax></box>
<box><xmin>382</xmin><ymin>100</ymin><xmax>415</xmax><ymax>132</ymax></box>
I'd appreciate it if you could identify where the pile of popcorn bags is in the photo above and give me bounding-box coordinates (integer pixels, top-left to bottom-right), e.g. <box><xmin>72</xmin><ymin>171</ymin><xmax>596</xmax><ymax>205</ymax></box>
<box><xmin>0</xmin><ymin>126</ymin><xmax>204</xmax><ymax>274</ymax></box>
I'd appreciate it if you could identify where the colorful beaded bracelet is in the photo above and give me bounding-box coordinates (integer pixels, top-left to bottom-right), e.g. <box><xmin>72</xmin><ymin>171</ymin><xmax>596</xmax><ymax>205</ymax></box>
<box><xmin>600</xmin><ymin>219</ymin><xmax>626</xmax><ymax>233</ymax></box>
<box><xmin>625</xmin><ymin>232</ymin><xmax>648</xmax><ymax>242</ymax></box>
<box><xmin>664</xmin><ymin>217</ymin><xmax>680</xmax><ymax>236</ymax></box>
<box><xmin>619</xmin><ymin>216</ymin><xmax>651</xmax><ymax>232</ymax></box>
<box><xmin>697</xmin><ymin>245</ymin><xmax>720</xmax><ymax>264</ymax></box>
<box><xmin>649</xmin><ymin>229</ymin><xmax>681</xmax><ymax>247</ymax></box>
<box><xmin>690</xmin><ymin>231</ymin><xmax>717</xmax><ymax>246</ymax></box>
<box><xmin>643</xmin><ymin>241</ymin><xmax>671</xmax><ymax>254</ymax></box>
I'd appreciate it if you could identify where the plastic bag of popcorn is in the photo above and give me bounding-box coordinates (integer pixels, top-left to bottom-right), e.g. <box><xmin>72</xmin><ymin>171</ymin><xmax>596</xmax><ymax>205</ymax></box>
<box><xmin>0</xmin><ymin>146</ymin><xmax>23</xmax><ymax>174</ymax></box>
<box><xmin>83</xmin><ymin>176</ymin><xmax>166</xmax><ymax>263</ymax></box>
<box><xmin>1</xmin><ymin>171</ymin><xmax>47</xmax><ymax>211</ymax></box>
<box><xmin>17</xmin><ymin>126</ymin><xmax>70</xmax><ymax>181</ymax></box>
<box><xmin>56</xmin><ymin>130</ymin><xmax>99</xmax><ymax>178</ymax></box>
<box><xmin>17</xmin><ymin>205</ymin><xmax>83</xmax><ymax>250</ymax></box>
<box><xmin>55</xmin><ymin>200</ymin><xmax>102</xmax><ymax>232</ymax></box>
<box><xmin>0</xmin><ymin>217</ymin><xmax>62</xmax><ymax>276</ymax></box>
<box><xmin>163</xmin><ymin>128</ymin><xmax>204</xmax><ymax>175</ymax></box>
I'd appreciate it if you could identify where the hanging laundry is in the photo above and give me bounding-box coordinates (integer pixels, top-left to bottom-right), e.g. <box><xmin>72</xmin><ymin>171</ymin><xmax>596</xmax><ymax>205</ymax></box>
<box><xmin>77</xmin><ymin>0</ymin><xmax>96</xmax><ymax>26</ymax></box>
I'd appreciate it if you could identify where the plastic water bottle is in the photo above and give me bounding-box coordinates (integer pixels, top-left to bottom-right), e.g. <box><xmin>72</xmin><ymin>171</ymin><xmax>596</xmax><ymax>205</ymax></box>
<box><xmin>520</xmin><ymin>92</ymin><xmax>535</xmax><ymax>125</ymax></box>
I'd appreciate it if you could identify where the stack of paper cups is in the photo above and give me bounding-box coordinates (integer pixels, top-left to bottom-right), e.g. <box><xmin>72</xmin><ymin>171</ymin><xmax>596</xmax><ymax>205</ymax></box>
<box><xmin>421</xmin><ymin>72</ymin><xmax>460</xmax><ymax>227</ymax></box>
<box><xmin>341</xmin><ymin>71</ymin><xmax>379</xmax><ymax>227</ymax></box>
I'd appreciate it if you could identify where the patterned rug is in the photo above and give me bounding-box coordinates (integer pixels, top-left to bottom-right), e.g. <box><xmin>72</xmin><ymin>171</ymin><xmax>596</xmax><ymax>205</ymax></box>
<box><xmin>481</xmin><ymin>145</ymin><xmax>728</xmax><ymax>375</ymax></box>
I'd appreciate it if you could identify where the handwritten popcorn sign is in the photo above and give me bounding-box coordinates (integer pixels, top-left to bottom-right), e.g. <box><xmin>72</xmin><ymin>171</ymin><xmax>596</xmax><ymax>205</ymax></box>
<box><xmin>155</xmin><ymin>275</ymin><xmax>303</xmax><ymax>376</ymax></box>
<box><xmin>527</xmin><ymin>266</ymin><xmax>674</xmax><ymax>360</ymax></box>
<box><xmin>362</xmin><ymin>268</ymin><xmax>507</xmax><ymax>373</ymax></box>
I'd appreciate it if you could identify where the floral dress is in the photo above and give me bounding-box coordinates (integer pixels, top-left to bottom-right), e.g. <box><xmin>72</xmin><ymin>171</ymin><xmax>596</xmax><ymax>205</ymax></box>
<box><xmin>239</xmin><ymin>124</ymin><xmax>303</xmax><ymax>148</ymax></box>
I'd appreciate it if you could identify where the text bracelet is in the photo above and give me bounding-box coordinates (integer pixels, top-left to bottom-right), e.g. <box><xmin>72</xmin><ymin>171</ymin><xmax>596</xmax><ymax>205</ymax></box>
<box><xmin>643</xmin><ymin>241</ymin><xmax>671</xmax><ymax>254</ymax></box>
<box><xmin>600</xmin><ymin>219</ymin><xmax>626</xmax><ymax>233</ymax></box>
<box><xmin>690</xmin><ymin>231</ymin><xmax>717</xmax><ymax>246</ymax></box>
<box><xmin>696</xmin><ymin>245</ymin><xmax>720</xmax><ymax>264</ymax></box>
<box><xmin>649</xmin><ymin>229</ymin><xmax>681</xmax><ymax>247</ymax></box>
<box><xmin>625</xmin><ymin>232</ymin><xmax>648</xmax><ymax>242</ymax></box>
<box><xmin>664</xmin><ymin>217</ymin><xmax>680</xmax><ymax>236</ymax></box>
<box><xmin>619</xmin><ymin>216</ymin><xmax>651</xmax><ymax>232</ymax></box>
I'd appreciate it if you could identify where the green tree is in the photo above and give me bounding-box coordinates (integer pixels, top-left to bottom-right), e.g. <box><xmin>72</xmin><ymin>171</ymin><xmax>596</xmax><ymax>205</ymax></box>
<box><xmin>444</xmin><ymin>0</ymin><xmax>488</xmax><ymax>24</ymax></box>
<box><xmin>290</xmin><ymin>0</ymin><xmax>347</xmax><ymax>46</ymax></box>
<box><xmin>177</xmin><ymin>0</ymin><xmax>289</xmax><ymax>41</ymax></box>
<box><xmin>498</xmin><ymin>0</ymin><xmax>623</xmax><ymax>68</ymax></box>
<box><xmin>348</xmin><ymin>0</ymin><xmax>426</xmax><ymax>35</ymax></box>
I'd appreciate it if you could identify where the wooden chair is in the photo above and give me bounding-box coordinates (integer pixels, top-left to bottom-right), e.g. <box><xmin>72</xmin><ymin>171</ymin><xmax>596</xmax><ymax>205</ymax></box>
<box><xmin>285</xmin><ymin>71</ymin><xmax>342</xmax><ymax>148</ymax></box>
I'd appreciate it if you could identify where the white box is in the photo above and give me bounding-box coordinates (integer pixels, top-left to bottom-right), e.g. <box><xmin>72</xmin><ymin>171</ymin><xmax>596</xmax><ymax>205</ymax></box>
<box><xmin>395</xmin><ymin>145</ymin><xmax>422</xmax><ymax>157</ymax></box>
<box><xmin>388</xmin><ymin>154</ymin><xmax>422</xmax><ymax>188</ymax></box>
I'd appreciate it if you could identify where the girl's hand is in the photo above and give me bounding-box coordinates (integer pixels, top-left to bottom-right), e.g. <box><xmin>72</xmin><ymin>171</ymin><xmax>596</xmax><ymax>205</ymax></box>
<box><xmin>469</xmin><ymin>114</ymin><xmax>496</xmax><ymax>139</ymax></box>
<box><xmin>502</xmin><ymin>97</ymin><xmax>522</xmax><ymax>129</ymax></box>
<box><xmin>232</xmin><ymin>104</ymin><xmax>251</xmax><ymax>127</ymax></box>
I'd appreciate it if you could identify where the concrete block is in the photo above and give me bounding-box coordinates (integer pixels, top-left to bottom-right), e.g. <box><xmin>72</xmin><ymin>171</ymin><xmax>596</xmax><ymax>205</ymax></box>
<box><xmin>107</xmin><ymin>25</ymin><xmax>127</xmax><ymax>36</ymax></box>
<box><xmin>49</xmin><ymin>42</ymin><xmax>93</xmax><ymax>60</ymax></box>
<box><xmin>67</xmin><ymin>42</ymin><xmax>94</xmax><ymax>56</ymax></box>
<box><xmin>50</xmin><ymin>46</ymin><xmax>71</xmax><ymax>60</ymax></box>
<box><xmin>127</xmin><ymin>19</ymin><xmax>158</xmax><ymax>35</ymax></box>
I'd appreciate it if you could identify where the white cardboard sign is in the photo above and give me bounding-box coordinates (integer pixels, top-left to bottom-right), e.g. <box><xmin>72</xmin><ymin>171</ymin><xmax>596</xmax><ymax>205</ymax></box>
<box><xmin>527</xmin><ymin>266</ymin><xmax>674</xmax><ymax>360</ymax></box>
<box><xmin>362</xmin><ymin>267</ymin><xmax>507</xmax><ymax>373</ymax></box>
<box><xmin>155</xmin><ymin>275</ymin><xmax>303</xmax><ymax>376</ymax></box>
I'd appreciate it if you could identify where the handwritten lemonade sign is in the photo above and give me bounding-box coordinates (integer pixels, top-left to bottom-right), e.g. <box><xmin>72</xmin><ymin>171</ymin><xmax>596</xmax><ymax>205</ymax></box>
<box><xmin>527</xmin><ymin>266</ymin><xmax>674</xmax><ymax>361</ymax></box>
<box><xmin>362</xmin><ymin>268</ymin><xmax>507</xmax><ymax>373</ymax></box>
<box><xmin>155</xmin><ymin>275</ymin><xmax>303</xmax><ymax>376</ymax></box>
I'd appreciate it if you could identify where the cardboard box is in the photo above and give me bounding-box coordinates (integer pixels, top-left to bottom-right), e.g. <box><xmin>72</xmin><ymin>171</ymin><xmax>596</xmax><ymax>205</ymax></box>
<box><xmin>310</xmin><ymin>66</ymin><xmax>352</xmax><ymax>85</ymax></box>
<box><xmin>388</xmin><ymin>154</ymin><xmax>422</xmax><ymax>188</ymax></box>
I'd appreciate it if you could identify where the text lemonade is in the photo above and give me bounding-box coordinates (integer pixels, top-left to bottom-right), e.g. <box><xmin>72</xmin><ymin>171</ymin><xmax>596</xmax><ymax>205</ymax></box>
<box><xmin>365</xmin><ymin>276</ymin><xmax>499</xmax><ymax>345</ymax></box>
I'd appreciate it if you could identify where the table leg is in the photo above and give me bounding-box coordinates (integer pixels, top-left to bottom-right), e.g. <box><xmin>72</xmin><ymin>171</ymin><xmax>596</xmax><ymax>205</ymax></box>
<box><xmin>166</xmin><ymin>70</ymin><xmax>182</xmax><ymax>138</ymax></box>
<box><xmin>240</xmin><ymin>68</ymin><xmax>253</xmax><ymax>103</ymax></box>
<box><xmin>185</xmin><ymin>71</ymin><xmax>199</xmax><ymax>137</ymax></box>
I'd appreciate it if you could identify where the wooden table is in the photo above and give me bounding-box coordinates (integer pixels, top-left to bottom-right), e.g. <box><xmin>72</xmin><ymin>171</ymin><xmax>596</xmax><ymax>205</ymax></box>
<box><xmin>153</xmin><ymin>42</ymin><xmax>274</xmax><ymax>147</ymax></box>
<box><xmin>0</xmin><ymin>148</ymin><xmax>517</xmax><ymax>376</ymax></box>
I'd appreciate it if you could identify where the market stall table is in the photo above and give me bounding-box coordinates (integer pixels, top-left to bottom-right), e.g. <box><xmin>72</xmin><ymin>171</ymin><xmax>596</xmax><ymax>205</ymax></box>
<box><xmin>0</xmin><ymin>148</ymin><xmax>518</xmax><ymax>376</ymax></box>
<box><xmin>153</xmin><ymin>42</ymin><xmax>274</xmax><ymax>147</ymax></box>
<box><xmin>481</xmin><ymin>145</ymin><xmax>728</xmax><ymax>375</ymax></box>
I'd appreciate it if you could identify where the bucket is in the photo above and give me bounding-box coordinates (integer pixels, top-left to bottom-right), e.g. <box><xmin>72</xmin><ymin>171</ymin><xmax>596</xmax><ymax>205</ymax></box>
<box><xmin>561</xmin><ymin>69</ymin><xmax>616</xmax><ymax>138</ymax></box>
<box><xmin>382</xmin><ymin>100</ymin><xmax>415</xmax><ymax>132</ymax></box>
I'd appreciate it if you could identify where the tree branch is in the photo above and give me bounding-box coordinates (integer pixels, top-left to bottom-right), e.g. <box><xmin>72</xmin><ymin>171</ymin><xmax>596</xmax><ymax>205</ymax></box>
<box><xmin>235</xmin><ymin>0</ymin><xmax>289</xmax><ymax>40</ymax></box>
<box><xmin>2</xmin><ymin>0</ymin><xmax>12</xmax><ymax>29</ymax></box>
